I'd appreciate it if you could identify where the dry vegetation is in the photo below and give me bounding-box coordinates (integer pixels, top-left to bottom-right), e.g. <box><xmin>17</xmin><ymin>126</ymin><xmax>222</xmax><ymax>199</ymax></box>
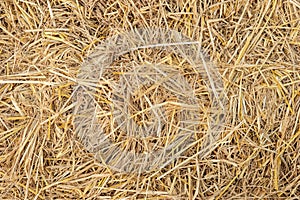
<box><xmin>0</xmin><ymin>0</ymin><xmax>300</xmax><ymax>199</ymax></box>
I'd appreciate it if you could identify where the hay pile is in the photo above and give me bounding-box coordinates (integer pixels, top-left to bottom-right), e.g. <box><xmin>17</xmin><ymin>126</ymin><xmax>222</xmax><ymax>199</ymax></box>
<box><xmin>0</xmin><ymin>0</ymin><xmax>299</xmax><ymax>199</ymax></box>
<box><xmin>73</xmin><ymin>28</ymin><xmax>227</xmax><ymax>174</ymax></box>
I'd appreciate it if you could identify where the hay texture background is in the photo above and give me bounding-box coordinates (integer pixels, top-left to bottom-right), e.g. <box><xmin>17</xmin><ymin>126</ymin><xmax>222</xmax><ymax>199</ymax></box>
<box><xmin>0</xmin><ymin>0</ymin><xmax>300</xmax><ymax>199</ymax></box>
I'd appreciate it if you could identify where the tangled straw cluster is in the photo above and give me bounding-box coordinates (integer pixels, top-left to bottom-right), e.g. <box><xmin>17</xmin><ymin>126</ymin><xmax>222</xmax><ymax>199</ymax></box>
<box><xmin>73</xmin><ymin>28</ymin><xmax>226</xmax><ymax>173</ymax></box>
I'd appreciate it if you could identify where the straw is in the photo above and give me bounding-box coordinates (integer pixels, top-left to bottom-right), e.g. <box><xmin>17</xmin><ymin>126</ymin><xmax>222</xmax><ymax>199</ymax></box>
<box><xmin>0</xmin><ymin>0</ymin><xmax>299</xmax><ymax>199</ymax></box>
<box><xmin>73</xmin><ymin>28</ymin><xmax>226</xmax><ymax>174</ymax></box>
